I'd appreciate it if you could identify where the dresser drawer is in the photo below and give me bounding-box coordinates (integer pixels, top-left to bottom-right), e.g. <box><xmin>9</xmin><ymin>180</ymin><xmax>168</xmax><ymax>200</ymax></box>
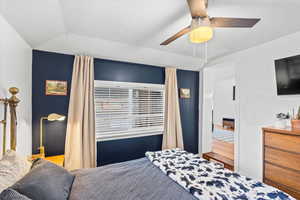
<box><xmin>265</xmin><ymin>147</ymin><xmax>300</xmax><ymax>171</ymax></box>
<box><xmin>264</xmin><ymin>131</ymin><xmax>300</xmax><ymax>153</ymax></box>
<box><xmin>265</xmin><ymin>163</ymin><xmax>300</xmax><ymax>191</ymax></box>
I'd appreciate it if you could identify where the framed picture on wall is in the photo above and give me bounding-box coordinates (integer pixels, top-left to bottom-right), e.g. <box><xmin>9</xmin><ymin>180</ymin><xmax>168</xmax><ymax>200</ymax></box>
<box><xmin>45</xmin><ymin>80</ymin><xmax>67</xmax><ymax>96</ymax></box>
<box><xmin>180</xmin><ymin>88</ymin><xmax>191</xmax><ymax>99</ymax></box>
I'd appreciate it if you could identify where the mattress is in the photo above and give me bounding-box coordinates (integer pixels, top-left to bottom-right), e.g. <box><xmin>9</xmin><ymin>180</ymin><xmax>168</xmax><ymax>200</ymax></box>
<box><xmin>70</xmin><ymin>158</ymin><xmax>197</xmax><ymax>200</ymax></box>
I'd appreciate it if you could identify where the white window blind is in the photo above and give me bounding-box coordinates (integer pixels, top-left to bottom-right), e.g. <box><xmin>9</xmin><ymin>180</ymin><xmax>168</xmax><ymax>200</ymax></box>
<box><xmin>94</xmin><ymin>80</ymin><xmax>165</xmax><ymax>141</ymax></box>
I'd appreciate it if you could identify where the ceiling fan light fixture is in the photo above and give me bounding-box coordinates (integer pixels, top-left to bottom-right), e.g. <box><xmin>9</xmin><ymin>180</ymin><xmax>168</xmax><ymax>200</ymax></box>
<box><xmin>189</xmin><ymin>17</ymin><xmax>213</xmax><ymax>43</ymax></box>
<box><xmin>189</xmin><ymin>26</ymin><xmax>213</xmax><ymax>43</ymax></box>
<box><xmin>160</xmin><ymin>0</ymin><xmax>261</xmax><ymax>46</ymax></box>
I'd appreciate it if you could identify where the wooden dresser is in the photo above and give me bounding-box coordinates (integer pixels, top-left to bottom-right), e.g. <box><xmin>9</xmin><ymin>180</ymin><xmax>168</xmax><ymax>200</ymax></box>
<box><xmin>262</xmin><ymin>127</ymin><xmax>300</xmax><ymax>199</ymax></box>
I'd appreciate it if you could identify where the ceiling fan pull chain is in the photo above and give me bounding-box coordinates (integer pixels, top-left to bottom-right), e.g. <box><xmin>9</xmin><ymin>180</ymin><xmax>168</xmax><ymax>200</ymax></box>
<box><xmin>199</xmin><ymin>44</ymin><xmax>205</xmax><ymax>68</ymax></box>
<box><xmin>205</xmin><ymin>41</ymin><xmax>208</xmax><ymax>64</ymax></box>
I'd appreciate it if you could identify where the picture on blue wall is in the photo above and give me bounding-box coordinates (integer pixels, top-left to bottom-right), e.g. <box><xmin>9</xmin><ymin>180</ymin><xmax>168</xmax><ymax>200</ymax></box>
<box><xmin>45</xmin><ymin>80</ymin><xmax>67</xmax><ymax>96</ymax></box>
<box><xmin>180</xmin><ymin>88</ymin><xmax>191</xmax><ymax>99</ymax></box>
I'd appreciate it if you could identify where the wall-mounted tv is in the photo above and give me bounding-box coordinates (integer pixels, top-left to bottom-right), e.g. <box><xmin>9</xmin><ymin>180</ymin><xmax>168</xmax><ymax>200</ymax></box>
<box><xmin>275</xmin><ymin>54</ymin><xmax>300</xmax><ymax>95</ymax></box>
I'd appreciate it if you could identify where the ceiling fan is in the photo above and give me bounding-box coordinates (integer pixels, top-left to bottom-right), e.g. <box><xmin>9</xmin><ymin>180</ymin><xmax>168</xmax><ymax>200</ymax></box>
<box><xmin>160</xmin><ymin>0</ymin><xmax>261</xmax><ymax>45</ymax></box>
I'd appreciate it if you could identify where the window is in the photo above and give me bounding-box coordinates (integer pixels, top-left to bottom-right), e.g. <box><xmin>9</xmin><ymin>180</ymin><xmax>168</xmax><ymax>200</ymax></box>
<box><xmin>94</xmin><ymin>80</ymin><xmax>165</xmax><ymax>141</ymax></box>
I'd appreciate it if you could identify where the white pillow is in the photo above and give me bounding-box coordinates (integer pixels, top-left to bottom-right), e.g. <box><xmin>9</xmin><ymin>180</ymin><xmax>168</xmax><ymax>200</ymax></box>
<box><xmin>0</xmin><ymin>150</ymin><xmax>31</xmax><ymax>192</ymax></box>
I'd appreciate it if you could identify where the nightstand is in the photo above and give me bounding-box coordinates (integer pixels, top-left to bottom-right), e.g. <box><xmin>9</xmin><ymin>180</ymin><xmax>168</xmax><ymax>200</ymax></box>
<box><xmin>30</xmin><ymin>154</ymin><xmax>65</xmax><ymax>167</ymax></box>
<box><xmin>45</xmin><ymin>155</ymin><xmax>65</xmax><ymax>167</ymax></box>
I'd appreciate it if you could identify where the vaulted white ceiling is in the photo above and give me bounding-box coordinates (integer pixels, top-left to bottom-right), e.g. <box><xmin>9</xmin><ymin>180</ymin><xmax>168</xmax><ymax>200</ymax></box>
<box><xmin>1</xmin><ymin>0</ymin><xmax>300</xmax><ymax>70</ymax></box>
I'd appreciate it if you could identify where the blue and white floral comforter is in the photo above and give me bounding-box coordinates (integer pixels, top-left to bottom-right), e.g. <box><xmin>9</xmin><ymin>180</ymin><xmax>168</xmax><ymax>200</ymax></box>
<box><xmin>146</xmin><ymin>149</ymin><xmax>294</xmax><ymax>200</ymax></box>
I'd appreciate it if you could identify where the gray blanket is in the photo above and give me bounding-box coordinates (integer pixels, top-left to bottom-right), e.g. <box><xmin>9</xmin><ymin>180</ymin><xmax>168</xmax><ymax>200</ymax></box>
<box><xmin>70</xmin><ymin>158</ymin><xmax>197</xmax><ymax>200</ymax></box>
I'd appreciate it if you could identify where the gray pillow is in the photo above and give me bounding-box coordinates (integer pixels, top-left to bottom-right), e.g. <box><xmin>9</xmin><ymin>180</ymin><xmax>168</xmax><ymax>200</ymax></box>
<box><xmin>0</xmin><ymin>188</ymin><xmax>31</xmax><ymax>200</ymax></box>
<box><xmin>11</xmin><ymin>159</ymin><xmax>75</xmax><ymax>200</ymax></box>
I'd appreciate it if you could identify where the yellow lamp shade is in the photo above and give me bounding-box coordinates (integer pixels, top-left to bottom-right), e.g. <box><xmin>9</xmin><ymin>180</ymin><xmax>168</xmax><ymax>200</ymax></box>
<box><xmin>47</xmin><ymin>113</ymin><xmax>65</xmax><ymax>121</ymax></box>
<box><xmin>189</xmin><ymin>26</ymin><xmax>213</xmax><ymax>43</ymax></box>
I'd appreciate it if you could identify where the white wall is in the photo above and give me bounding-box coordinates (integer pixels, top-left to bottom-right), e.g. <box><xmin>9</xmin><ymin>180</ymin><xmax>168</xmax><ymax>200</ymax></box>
<box><xmin>213</xmin><ymin>78</ymin><xmax>235</xmax><ymax>125</ymax></box>
<box><xmin>202</xmin><ymin>67</ymin><xmax>214</xmax><ymax>153</ymax></box>
<box><xmin>0</xmin><ymin>13</ymin><xmax>32</xmax><ymax>157</ymax></box>
<box><xmin>36</xmin><ymin>33</ymin><xmax>204</xmax><ymax>71</ymax></box>
<box><xmin>205</xmin><ymin>30</ymin><xmax>300</xmax><ymax>180</ymax></box>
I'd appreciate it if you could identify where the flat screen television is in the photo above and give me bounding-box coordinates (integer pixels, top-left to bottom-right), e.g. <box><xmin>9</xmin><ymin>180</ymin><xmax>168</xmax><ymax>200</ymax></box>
<box><xmin>275</xmin><ymin>54</ymin><xmax>300</xmax><ymax>95</ymax></box>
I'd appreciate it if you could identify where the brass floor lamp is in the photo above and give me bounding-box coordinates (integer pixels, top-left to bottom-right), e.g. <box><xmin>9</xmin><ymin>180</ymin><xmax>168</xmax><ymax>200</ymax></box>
<box><xmin>39</xmin><ymin>113</ymin><xmax>66</xmax><ymax>158</ymax></box>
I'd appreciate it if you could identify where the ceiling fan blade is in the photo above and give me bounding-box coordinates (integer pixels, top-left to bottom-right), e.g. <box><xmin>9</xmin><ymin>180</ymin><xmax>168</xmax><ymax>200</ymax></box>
<box><xmin>210</xmin><ymin>17</ymin><xmax>261</xmax><ymax>28</ymax></box>
<box><xmin>187</xmin><ymin>0</ymin><xmax>208</xmax><ymax>18</ymax></box>
<box><xmin>160</xmin><ymin>26</ymin><xmax>191</xmax><ymax>45</ymax></box>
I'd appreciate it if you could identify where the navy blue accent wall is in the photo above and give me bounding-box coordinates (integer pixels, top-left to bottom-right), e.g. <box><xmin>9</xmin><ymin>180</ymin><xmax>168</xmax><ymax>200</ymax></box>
<box><xmin>94</xmin><ymin>59</ymin><xmax>164</xmax><ymax>84</ymax></box>
<box><xmin>98</xmin><ymin>135</ymin><xmax>163</xmax><ymax>166</ymax></box>
<box><xmin>32</xmin><ymin>51</ymin><xmax>74</xmax><ymax>156</ymax></box>
<box><xmin>32</xmin><ymin>50</ymin><xmax>199</xmax><ymax>166</ymax></box>
<box><xmin>177</xmin><ymin>70</ymin><xmax>199</xmax><ymax>153</ymax></box>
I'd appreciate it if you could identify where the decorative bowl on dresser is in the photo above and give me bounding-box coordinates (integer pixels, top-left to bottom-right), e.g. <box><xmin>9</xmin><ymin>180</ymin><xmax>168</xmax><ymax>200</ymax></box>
<box><xmin>262</xmin><ymin>127</ymin><xmax>300</xmax><ymax>199</ymax></box>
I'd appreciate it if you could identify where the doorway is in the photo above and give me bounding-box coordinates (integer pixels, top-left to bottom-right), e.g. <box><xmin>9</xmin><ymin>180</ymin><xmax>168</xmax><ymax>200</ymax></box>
<box><xmin>202</xmin><ymin>64</ymin><xmax>236</xmax><ymax>170</ymax></box>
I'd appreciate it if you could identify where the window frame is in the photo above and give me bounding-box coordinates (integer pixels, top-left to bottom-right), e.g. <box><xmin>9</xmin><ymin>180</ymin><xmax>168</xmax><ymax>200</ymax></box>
<box><xmin>94</xmin><ymin>80</ymin><xmax>165</xmax><ymax>141</ymax></box>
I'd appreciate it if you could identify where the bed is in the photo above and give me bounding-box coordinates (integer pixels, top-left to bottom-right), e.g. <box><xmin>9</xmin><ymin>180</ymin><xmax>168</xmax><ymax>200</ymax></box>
<box><xmin>70</xmin><ymin>149</ymin><xmax>294</xmax><ymax>200</ymax></box>
<box><xmin>70</xmin><ymin>157</ymin><xmax>197</xmax><ymax>200</ymax></box>
<box><xmin>213</xmin><ymin>128</ymin><xmax>234</xmax><ymax>143</ymax></box>
<box><xmin>0</xmin><ymin>88</ymin><xmax>295</xmax><ymax>200</ymax></box>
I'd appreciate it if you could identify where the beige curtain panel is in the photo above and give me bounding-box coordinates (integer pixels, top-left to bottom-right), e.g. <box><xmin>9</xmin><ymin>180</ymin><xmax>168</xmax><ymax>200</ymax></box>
<box><xmin>162</xmin><ymin>68</ymin><xmax>184</xmax><ymax>150</ymax></box>
<box><xmin>65</xmin><ymin>55</ymin><xmax>96</xmax><ymax>170</ymax></box>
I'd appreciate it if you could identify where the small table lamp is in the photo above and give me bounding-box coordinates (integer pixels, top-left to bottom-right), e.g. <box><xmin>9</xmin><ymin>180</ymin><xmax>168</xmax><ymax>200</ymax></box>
<box><xmin>39</xmin><ymin>113</ymin><xmax>66</xmax><ymax>157</ymax></box>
